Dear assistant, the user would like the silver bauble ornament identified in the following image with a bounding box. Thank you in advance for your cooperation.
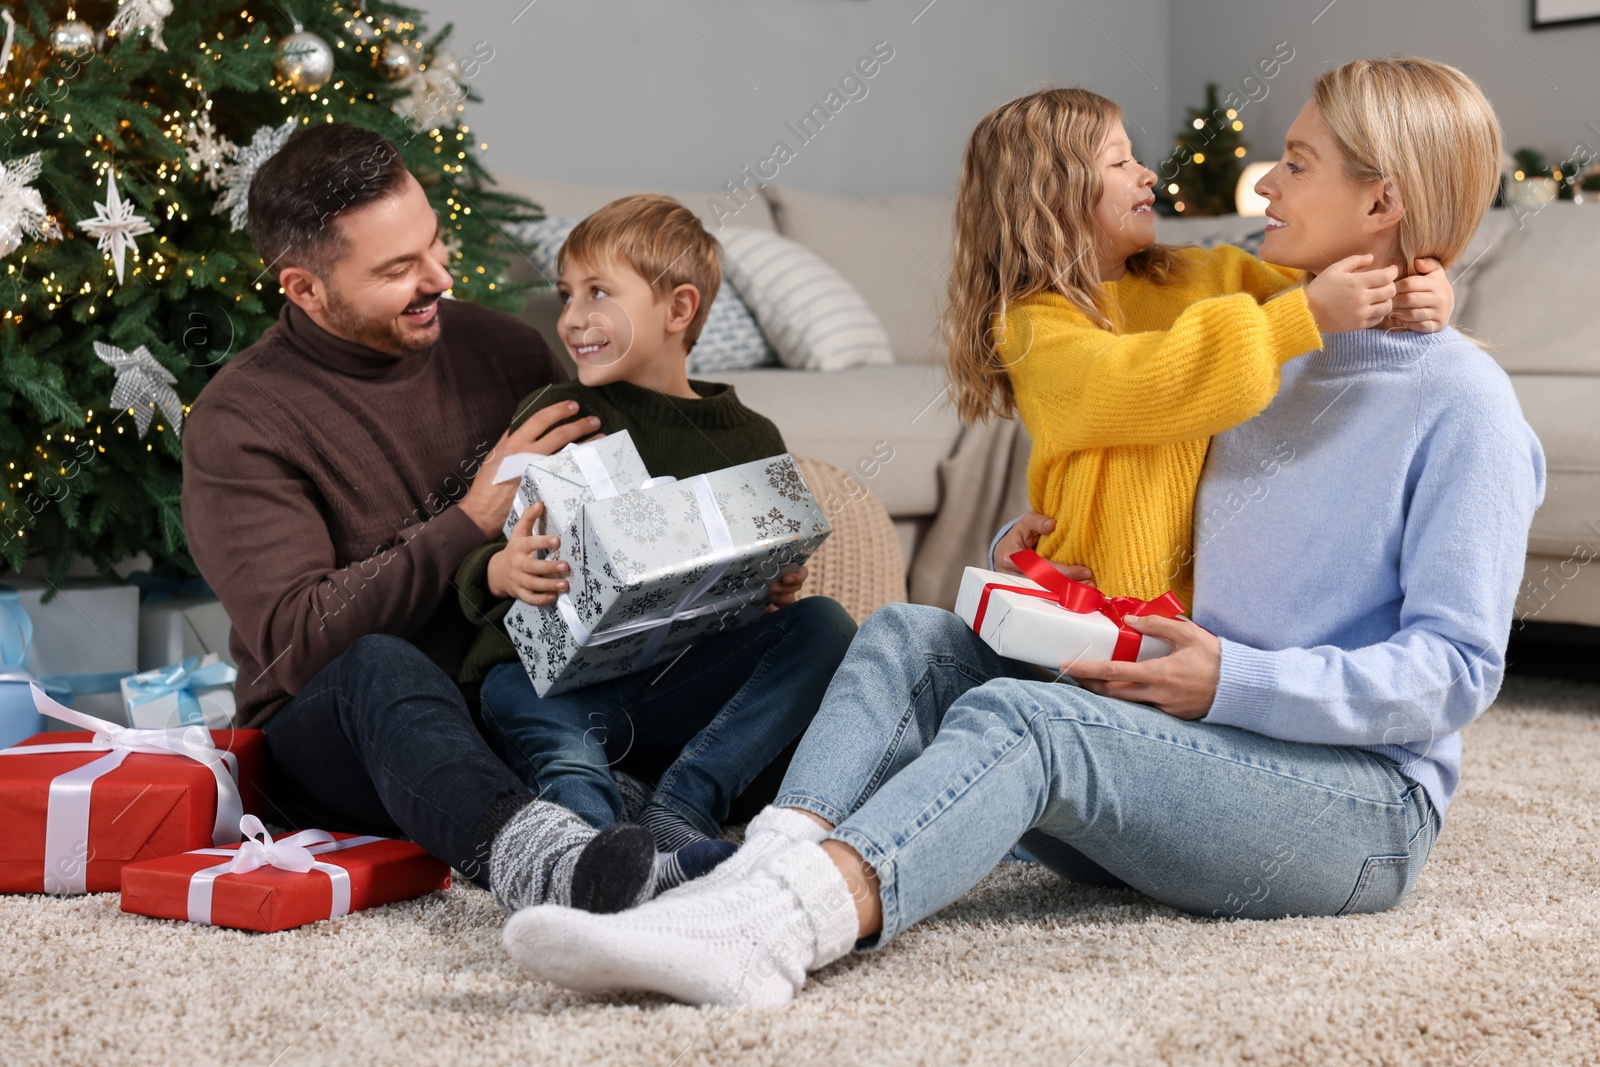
[50,19,97,59]
[275,30,334,93]
[380,39,420,81]
[430,49,462,81]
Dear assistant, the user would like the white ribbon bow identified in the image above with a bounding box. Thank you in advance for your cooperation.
[0,685,243,894]
[183,816,382,925]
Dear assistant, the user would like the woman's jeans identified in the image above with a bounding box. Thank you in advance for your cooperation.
[480,596,857,838]
[776,605,1438,946]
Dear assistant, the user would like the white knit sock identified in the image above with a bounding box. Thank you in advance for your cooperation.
[659,805,829,900]
[503,837,860,1007]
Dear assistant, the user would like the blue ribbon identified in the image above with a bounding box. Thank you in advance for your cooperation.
[1,585,136,747]
[122,654,238,726]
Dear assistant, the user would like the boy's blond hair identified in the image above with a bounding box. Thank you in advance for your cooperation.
[559,194,722,348]
[1312,57,1502,270]
[943,87,1187,425]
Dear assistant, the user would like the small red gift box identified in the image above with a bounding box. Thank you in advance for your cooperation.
[120,817,452,932]
[0,685,264,894]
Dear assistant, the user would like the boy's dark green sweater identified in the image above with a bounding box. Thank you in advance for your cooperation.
[454,377,787,683]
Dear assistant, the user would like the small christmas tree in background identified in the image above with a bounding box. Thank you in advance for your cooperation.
[0,0,541,584]
[1155,82,1248,217]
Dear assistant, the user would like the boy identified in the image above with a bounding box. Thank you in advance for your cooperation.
[455,195,856,892]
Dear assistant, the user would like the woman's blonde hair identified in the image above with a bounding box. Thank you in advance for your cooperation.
[944,87,1185,424]
[1312,57,1501,272]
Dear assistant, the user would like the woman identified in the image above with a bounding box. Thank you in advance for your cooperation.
[500,58,1545,1007]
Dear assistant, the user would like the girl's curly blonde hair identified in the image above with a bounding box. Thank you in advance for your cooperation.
[943,87,1185,424]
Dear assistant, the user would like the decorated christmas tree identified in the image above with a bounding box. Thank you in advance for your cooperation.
[0,0,540,583]
[1155,82,1248,216]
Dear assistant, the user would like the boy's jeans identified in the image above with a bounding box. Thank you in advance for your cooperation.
[480,596,856,838]
[776,604,1438,945]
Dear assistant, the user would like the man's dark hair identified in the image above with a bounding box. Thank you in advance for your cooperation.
[246,122,411,277]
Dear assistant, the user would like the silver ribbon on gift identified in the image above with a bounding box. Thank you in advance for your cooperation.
[554,473,769,671]
[184,814,382,925]
[0,685,244,894]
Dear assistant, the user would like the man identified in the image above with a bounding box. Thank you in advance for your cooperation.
[183,123,661,912]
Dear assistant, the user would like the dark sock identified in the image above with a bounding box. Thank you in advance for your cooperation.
[638,801,712,852]
[655,838,739,893]
[569,823,660,913]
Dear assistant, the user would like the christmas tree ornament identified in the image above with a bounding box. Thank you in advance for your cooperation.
[184,108,236,190]
[77,170,153,283]
[212,119,298,231]
[49,17,97,59]
[107,0,172,52]
[394,49,464,132]
[0,10,18,77]
[275,27,335,93]
[93,341,184,439]
[0,152,63,256]
[380,39,419,81]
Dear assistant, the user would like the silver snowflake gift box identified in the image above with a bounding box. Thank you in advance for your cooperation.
[502,437,831,697]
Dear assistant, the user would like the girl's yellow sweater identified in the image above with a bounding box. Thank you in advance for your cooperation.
[998,244,1320,610]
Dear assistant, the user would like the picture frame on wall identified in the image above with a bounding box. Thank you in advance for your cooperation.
[1531,0,1600,28]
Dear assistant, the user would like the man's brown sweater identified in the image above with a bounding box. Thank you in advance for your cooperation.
[181,299,566,727]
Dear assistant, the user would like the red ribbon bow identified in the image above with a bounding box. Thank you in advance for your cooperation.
[970,550,1188,662]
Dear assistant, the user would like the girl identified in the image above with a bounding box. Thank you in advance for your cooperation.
[949,86,1453,608]
[500,59,1540,1009]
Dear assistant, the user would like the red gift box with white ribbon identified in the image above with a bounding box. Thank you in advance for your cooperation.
[0,684,264,894]
[120,815,452,932]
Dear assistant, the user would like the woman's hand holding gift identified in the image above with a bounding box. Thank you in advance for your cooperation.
[1062,615,1222,720]
[993,513,1095,586]
[487,502,571,606]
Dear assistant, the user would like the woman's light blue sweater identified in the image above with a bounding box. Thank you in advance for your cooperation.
[1195,326,1546,821]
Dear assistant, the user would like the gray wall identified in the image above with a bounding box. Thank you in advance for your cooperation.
[427,0,1171,199]
[1168,0,1600,175]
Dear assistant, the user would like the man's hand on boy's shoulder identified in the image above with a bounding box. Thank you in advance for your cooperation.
[487,502,572,606]
[459,399,603,538]
[765,566,810,612]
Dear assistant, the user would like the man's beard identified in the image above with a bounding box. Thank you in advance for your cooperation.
[323,287,443,356]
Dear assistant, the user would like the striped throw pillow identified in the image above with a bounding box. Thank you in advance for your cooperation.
[718,228,895,372]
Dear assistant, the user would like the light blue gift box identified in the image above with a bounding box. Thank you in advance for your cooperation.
[120,653,238,730]
[0,585,126,748]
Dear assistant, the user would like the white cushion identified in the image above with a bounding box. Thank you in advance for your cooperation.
[509,216,777,374]
[697,364,963,516]
[763,184,952,365]
[1459,203,1600,375]
[718,228,895,372]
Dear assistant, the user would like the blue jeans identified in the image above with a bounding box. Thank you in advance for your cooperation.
[262,634,535,888]
[480,596,857,838]
[776,604,1438,945]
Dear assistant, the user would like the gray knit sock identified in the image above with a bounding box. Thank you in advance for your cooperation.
[489,799,597,911]
[489,800,660,913]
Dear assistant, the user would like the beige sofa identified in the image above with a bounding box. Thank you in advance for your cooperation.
[492,175,1600,628]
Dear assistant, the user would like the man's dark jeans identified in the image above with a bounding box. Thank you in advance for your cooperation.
[260,633,531,886]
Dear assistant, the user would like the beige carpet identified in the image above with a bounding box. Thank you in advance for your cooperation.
[4,674,1597,1066]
